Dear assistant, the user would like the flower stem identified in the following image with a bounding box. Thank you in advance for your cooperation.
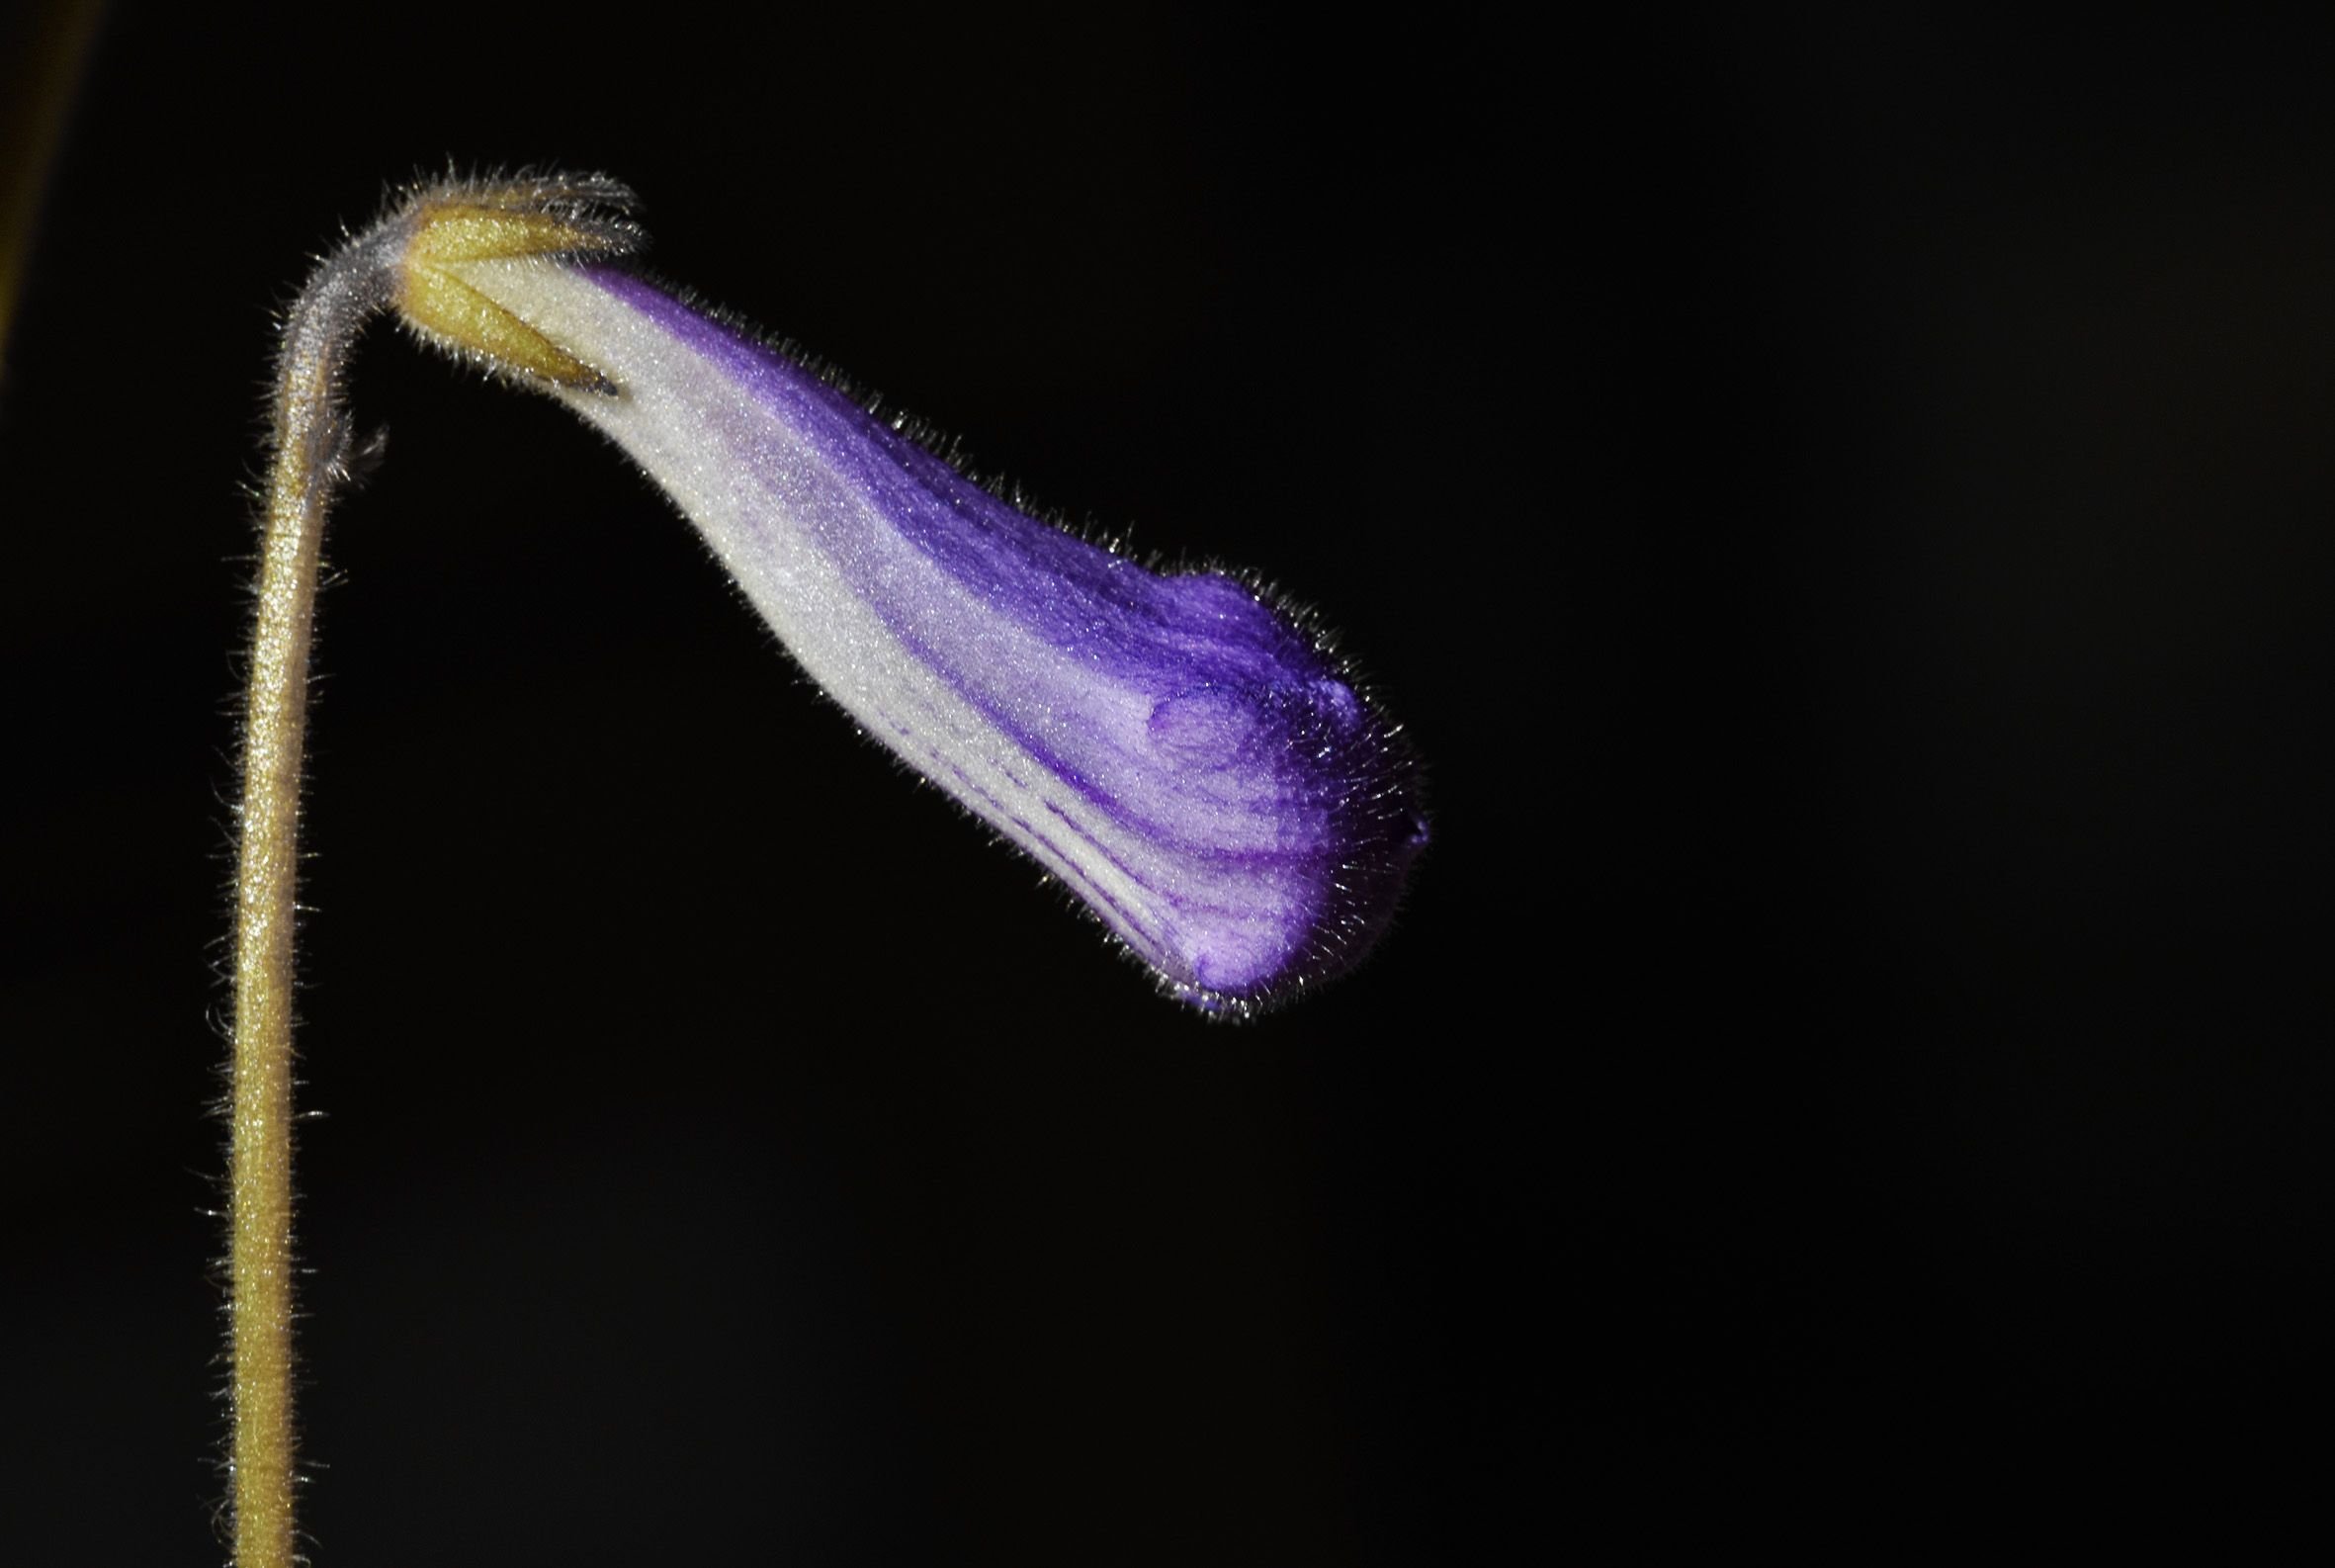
[228,218,399,1568]
[225,174,637,1565]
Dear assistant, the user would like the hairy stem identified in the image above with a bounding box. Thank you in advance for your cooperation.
[225,174,635,1566]
[228,217,401,1568]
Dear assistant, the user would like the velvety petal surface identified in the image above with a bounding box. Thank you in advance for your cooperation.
[447,255,1426,1010]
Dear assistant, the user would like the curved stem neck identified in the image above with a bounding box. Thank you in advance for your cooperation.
[226,219,400,1568]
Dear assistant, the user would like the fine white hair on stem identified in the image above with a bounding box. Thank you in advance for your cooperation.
[223,173,635,1568]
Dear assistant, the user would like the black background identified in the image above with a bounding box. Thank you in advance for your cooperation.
[7,6,2335,1562]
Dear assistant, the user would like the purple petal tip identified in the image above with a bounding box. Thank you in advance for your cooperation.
[453,256,1427,1011]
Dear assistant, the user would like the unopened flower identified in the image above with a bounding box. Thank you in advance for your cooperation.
[397,179,1427,1011]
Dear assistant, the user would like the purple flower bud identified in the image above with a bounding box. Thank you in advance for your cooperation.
[425,242,1427,1011]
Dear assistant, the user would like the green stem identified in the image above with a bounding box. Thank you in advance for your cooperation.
[228,218,401,1568]
[226,176,635,1564]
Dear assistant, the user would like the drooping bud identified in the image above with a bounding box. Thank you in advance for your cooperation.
[399,177,1427,1011]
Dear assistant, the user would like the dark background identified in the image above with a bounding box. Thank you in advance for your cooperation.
[6,5,2334,1561]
